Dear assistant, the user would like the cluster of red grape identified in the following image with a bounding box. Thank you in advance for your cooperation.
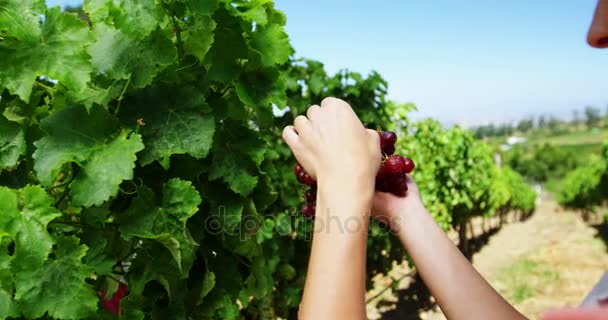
[375,131,415,196]
[294,163,317,218]
[293,130,415,218]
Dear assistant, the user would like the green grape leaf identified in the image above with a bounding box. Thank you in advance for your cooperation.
[0,0,45,41]
[197,272,216,305]
[0,186,61,270]
[0,116,26,170]
[0,6,93,102]
[120,85,215,167]
[183,15,217,61]
[248,24,292,67]
[112,0,164,39]
[141,111,214,167]
[187,0,219,15]
[240,6,267,25]
[15,236,97,319]
[204,8,248,81]
[32,105,144,207]
[69,131,144,207]
[235,68,287,126]
[0,237,17,319]
[88,23,176,88]
[119,179,202,272]
[209,154,258,196]
[208,124,266,196]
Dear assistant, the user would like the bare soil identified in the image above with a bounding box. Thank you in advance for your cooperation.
[367,200,608,320]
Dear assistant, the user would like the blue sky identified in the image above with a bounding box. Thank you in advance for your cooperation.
[48,0,607,125]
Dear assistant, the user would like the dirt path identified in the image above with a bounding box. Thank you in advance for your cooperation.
[367,199,608,320]
[421,199,608,320]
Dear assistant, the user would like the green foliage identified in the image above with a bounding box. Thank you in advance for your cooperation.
[494,167,536,214]
[506,143,580,183]
[0,0,295,318]
[557,142,608,212]
[404,120,500,228]
[0,1,537,318]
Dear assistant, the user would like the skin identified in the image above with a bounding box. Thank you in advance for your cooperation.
[283,97,381,319]
[283,1,608,319]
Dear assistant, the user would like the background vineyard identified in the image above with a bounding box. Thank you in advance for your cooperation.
[0,0,600,319]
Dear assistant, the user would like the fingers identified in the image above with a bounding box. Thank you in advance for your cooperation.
[294,115,312,136]
[282,125,301,153]
[306,105,321,119]
[320,96,347,109]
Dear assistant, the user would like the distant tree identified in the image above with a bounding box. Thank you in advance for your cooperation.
[516,117,534,132]
[584,105,601,127]
[498,123,514,136]
[573,109,580,125]
[547,117,561,131]
[537,115,546,129]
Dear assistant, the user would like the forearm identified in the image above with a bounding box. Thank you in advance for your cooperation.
[395,201,526,320]
[299,175,374,320]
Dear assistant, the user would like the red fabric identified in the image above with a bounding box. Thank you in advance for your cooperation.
[99,283,128,315]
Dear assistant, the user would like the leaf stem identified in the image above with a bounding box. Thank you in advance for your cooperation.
[50,219,83,227]
[54,173,78,206]
[162,4,184,61]
[35,81,55,93]
[115,76,131,115]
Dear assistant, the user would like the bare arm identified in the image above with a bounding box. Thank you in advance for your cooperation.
[373,178,527,320]
[282,97,381,319]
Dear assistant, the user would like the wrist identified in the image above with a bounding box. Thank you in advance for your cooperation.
[317,167,375,196]
[390,198,426,235]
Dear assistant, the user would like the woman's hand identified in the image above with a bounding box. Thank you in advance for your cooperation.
[282,97,381,187]
[283,97,379,320]
[371,175,424,233]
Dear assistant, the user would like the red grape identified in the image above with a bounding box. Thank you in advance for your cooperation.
[375,176,390,192]
[403,157,415,173]
[297,171,315,185]
[384,155,406,174]
[304,189,316,203]
[295,163,316,185]
[381,131,397,147]
[301,203,316,218]
[383,144,395,156]
[388,172,408,196]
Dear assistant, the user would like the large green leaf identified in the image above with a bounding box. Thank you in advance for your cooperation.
[0,237,17,319]
[32,105,144,207]
[0,116,26,170]
[0,186,61,270]
[0,6,93,102]
[119,178,202,272]
[248,24,292,67]
[88,23,176,88]
[208,124,266,196]
[119,85,215,167]
[15,236,98,319]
